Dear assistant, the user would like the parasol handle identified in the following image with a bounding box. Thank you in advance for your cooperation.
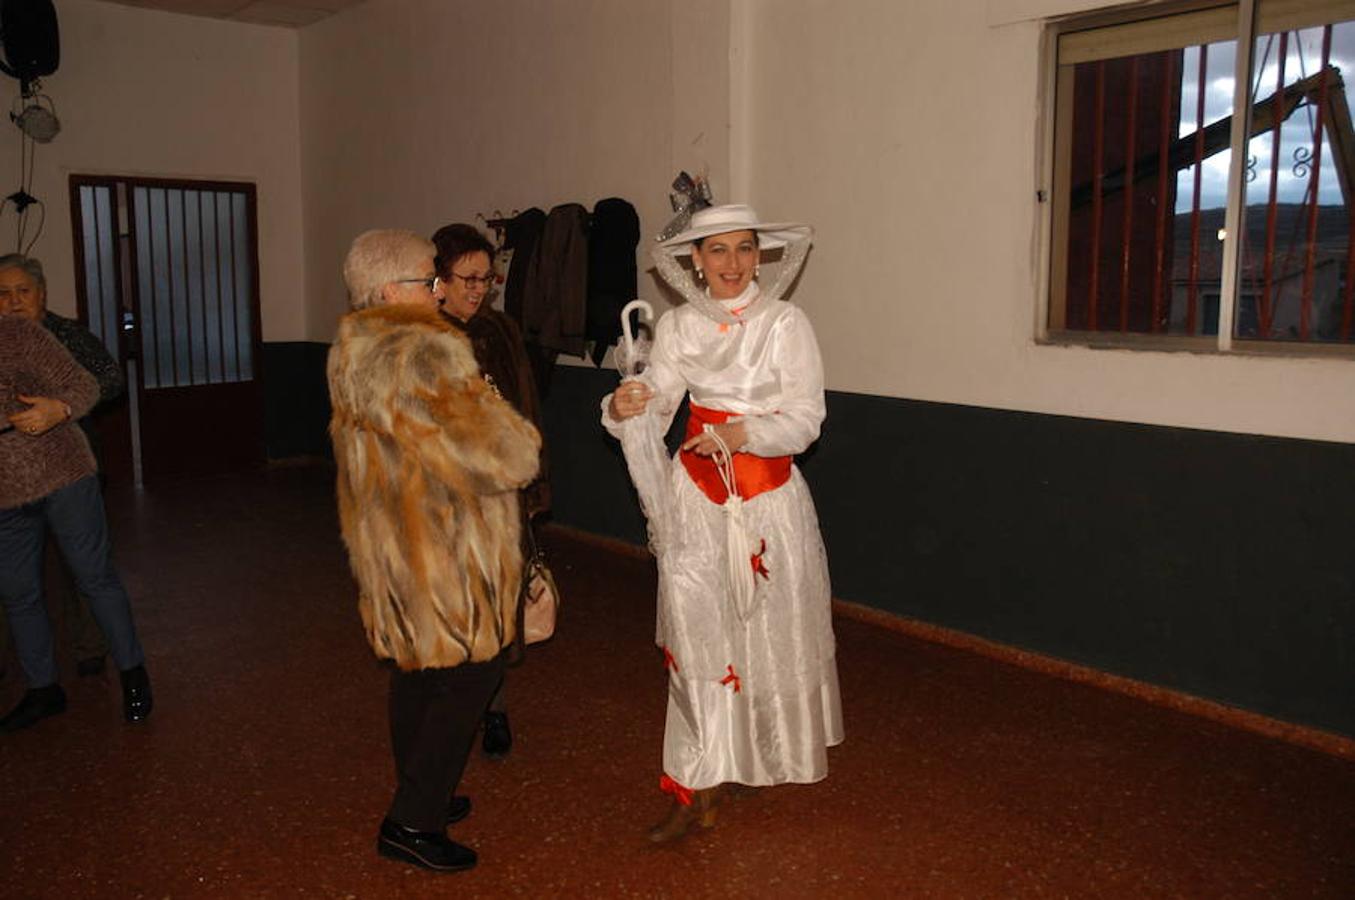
[620,299,654,373]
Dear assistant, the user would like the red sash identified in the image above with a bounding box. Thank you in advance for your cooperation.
[680,404,792,504]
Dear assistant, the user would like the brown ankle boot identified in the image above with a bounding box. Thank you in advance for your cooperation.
[646,787,721,843]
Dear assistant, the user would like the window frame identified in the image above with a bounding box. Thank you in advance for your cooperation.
[1036,0,1355,358]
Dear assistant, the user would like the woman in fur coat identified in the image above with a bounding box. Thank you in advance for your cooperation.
[328,229,541,874]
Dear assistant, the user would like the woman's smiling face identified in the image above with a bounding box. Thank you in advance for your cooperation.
[441,250,493,322]
[691,229,758,300]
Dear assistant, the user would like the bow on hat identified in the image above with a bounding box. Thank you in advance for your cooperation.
[656,171,713,243]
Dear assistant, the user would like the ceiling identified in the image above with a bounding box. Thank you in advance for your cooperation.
[97,0,366,28]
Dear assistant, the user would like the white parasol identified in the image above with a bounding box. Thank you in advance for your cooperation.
[615,300,676,557]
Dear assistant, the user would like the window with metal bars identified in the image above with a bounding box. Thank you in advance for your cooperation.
[73,178,257,388]
[1047,0,1355,349]
[132,184,255,389]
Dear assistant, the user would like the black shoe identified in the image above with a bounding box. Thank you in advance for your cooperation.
[0,685,67,732]
[76,656,106,677]
[447,795,471,825]
[120,665,153,723]
[482,711,512,759]
[377,818,477,872]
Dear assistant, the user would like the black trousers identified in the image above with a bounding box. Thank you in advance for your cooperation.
[387,654,505,832]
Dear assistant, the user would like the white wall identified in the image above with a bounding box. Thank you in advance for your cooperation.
[0,0,305,340]
[51,0,1342,444]
[744,0,1355,445]
[299,0,732,341]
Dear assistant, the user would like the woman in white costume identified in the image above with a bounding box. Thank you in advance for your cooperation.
[603,204,843,842]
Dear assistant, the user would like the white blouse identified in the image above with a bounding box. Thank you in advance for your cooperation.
[637,283,826,459]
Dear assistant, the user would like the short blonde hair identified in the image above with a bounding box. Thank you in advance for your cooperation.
[343,229,435,311]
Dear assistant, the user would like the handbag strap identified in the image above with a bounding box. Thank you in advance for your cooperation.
[525,520,543,563]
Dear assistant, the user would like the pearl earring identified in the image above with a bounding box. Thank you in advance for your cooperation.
[754,265,761,278]
[695,267,705,281]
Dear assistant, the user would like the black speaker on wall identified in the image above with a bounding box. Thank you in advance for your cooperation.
[0,0,59,93]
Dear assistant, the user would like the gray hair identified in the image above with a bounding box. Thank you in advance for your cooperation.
[0,253,46,289]
[342,229,434,311]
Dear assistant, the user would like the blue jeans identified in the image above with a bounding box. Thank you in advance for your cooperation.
[0,476,145,687]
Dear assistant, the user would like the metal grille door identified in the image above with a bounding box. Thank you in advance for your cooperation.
[71,175,264,485]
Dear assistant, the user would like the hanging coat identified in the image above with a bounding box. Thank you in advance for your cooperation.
[522,202,589,357]
[585,197,640,366]
[502,207,546,328]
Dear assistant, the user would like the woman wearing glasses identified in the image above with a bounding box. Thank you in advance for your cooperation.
[603,204,842,842]
[328,229,541,873]
[432,222,551,761]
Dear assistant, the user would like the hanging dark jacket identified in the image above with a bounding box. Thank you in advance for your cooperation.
[522,203,589,357]
[585,197,640,366]
[503,207,546,328]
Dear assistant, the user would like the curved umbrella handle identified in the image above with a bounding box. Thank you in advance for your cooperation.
[620,299,654,369]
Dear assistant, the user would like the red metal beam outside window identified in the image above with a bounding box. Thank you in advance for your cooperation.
[1152,53,1175,334]
[1300,25,1335,341]
[1089,60,1106,331]
[1188,46,1208,336]
[1261,32,1289,338]
[1120,57,1140,333]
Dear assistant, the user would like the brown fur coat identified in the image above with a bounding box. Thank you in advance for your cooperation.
[327,304,541,670]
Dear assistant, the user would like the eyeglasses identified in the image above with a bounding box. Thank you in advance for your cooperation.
[395,276,441,293]
[447,272,495,289]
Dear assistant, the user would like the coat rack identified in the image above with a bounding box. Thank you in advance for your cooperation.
[476,209,519,246]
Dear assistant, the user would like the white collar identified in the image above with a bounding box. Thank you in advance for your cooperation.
[713,281,760,313]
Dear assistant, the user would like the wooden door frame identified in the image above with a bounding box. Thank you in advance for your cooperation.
[68,174,266,485]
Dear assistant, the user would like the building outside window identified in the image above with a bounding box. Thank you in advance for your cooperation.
[1046,0,1355,351]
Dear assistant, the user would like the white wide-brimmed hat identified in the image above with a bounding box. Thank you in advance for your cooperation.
[657,203,811,253]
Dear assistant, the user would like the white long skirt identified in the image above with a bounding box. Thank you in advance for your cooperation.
[656,462,843,790]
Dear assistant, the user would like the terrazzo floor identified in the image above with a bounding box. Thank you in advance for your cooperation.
[1,466,1352,898]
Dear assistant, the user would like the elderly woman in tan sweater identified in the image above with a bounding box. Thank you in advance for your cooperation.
[328,229,540,874]
[0,315,151,731]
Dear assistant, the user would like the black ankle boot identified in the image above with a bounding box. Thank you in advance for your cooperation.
[447,795,471,825]
[482,711,511,759]
[120,665,153,723]
[0,684,67,732]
